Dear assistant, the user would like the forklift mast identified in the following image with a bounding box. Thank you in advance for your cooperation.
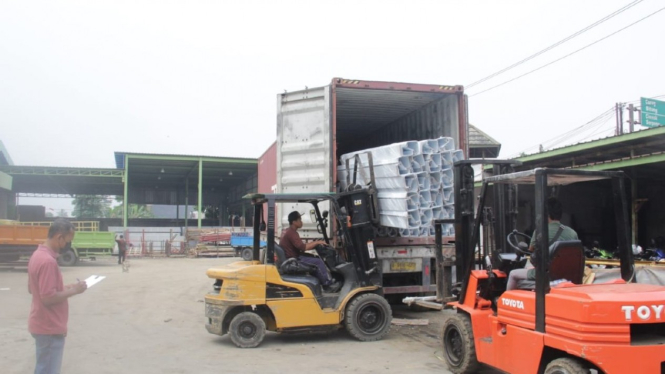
[452,160,522,285]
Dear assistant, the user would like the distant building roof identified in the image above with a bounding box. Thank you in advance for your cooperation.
[514,125,665,177]
[0,140,14,166]
[469,124,501,158]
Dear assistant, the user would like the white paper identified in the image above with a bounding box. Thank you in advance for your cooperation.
[366,241,376,259]
[84,275,106,288]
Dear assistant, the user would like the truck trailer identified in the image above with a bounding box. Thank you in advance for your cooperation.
[0,221,116,266]
[263,78,468,297]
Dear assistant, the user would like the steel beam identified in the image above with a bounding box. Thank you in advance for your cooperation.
[534,170,548,333]
[0,166,123,177]
[118,153,257,165]
[123,156,129,228]
[198,158,202,229]
[580,152,665,171]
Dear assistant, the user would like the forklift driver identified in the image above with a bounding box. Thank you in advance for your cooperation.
[281,211,342,292]
[506,197,578,290]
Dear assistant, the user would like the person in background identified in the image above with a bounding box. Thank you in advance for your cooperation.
[28,218,87,374]
[116,234,127,265]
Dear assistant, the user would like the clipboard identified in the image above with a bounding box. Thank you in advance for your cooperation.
[84,275,106,288]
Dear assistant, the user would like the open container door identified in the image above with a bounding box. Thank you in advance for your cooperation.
[276,86,332,239]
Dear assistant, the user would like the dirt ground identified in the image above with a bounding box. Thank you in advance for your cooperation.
[0,257,489,374]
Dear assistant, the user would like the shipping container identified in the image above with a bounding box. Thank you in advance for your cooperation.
[257,142,277,225]
[276,78,466,233]
[273,78,464,296]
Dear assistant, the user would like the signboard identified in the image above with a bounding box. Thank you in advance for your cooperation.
[641,97,665,128]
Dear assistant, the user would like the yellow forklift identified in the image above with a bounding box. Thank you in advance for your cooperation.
[204,189,392,348]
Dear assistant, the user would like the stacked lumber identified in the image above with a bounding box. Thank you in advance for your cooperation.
[195,244,237,257]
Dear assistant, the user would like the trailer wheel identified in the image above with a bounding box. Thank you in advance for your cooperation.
[58,249,78,266]
[228,312,266,348]
[544,358,589,374]
[442,313,480,374]
[345,293,392,341]
[241,247,253,261]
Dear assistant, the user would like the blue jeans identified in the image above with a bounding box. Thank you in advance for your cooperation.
[298,256,333,285]
[32,334,66,374]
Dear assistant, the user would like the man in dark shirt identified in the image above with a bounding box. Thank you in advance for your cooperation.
[506,197,578,290]
[116,235,127,265]
[280,211,340,291]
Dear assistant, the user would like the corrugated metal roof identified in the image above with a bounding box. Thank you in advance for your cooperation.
[469,124,501,147]
[518,125,665,160]
[513,125,665,177]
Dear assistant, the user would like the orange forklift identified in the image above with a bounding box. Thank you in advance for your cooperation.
[440,161,665,374]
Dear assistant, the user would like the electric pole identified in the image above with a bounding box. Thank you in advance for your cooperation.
[615,103,625,135]
[626,104,641,132]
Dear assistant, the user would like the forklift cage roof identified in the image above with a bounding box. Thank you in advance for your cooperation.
[244,193,335,205]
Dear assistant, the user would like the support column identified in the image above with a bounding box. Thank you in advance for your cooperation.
[123,156,129,228]
[631,176,638,246]
[198,158,203,228]
[185,179,189,232]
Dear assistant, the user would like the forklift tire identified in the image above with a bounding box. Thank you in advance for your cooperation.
[442,313,480,374]
[241,248,253,261]
[345,293,392,342]
[228,312,266,348]
[544,358,589,374]
[58,249,78,267]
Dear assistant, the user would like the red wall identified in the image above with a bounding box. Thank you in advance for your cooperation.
[257,142,277,225]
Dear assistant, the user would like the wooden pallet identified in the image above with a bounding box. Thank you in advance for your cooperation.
[195,244,237,258]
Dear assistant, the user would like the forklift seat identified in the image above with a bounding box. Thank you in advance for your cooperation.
[517,240,585,289]
[273,244,322,297]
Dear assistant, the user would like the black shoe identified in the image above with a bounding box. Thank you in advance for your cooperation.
[325,281,342,293]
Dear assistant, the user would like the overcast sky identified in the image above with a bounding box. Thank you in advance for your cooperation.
[2,0,664,212]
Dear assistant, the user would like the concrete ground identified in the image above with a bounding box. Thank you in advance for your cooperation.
[0,257,484,374]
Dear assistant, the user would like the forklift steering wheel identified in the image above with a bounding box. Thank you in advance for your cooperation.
[507,230,532,256]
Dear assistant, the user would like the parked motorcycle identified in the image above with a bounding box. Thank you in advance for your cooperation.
[636,237,665,262]
[584,241,618,269]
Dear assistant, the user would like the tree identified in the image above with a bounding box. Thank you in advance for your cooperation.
[203,205,220,220]
[72,195,109,218]
[107,204,154,219]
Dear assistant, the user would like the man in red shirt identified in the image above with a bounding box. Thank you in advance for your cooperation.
[115,234,127,264]
[28,218,87,374]
[280,211,340,292]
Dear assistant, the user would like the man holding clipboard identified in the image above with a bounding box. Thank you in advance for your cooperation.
[27,219,87,374]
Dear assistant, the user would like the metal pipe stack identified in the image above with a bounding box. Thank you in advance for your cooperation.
[337,137,464,237]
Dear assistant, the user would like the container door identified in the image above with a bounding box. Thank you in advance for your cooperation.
[276,86,332,239]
